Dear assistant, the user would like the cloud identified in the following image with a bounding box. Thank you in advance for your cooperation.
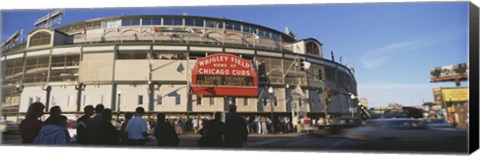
[360,41,414,69]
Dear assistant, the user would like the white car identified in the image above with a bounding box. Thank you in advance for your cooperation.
[0,121,19,134]
[0,121,6,133]
[344,118,466,143]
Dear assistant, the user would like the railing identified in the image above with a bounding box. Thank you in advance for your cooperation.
[72,34,291,52]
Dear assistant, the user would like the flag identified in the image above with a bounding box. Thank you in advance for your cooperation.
[154,26,162,33]
[331,50,335,62]
[253,33,260,40]
[223,30,228,36]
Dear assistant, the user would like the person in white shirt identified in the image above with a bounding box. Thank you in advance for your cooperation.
[125,107,148,145]
[192,117,199,134]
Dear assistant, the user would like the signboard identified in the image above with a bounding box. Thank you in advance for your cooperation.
[191,53,258,96]
[430,63,468,82]
[442,87,468,102]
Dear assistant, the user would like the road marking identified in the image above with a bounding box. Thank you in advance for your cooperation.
[246,138,290,146]
[324,139,346,150]
[286,138,316,147]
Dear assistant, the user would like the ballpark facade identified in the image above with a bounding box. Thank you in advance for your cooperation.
[1,15,357,120]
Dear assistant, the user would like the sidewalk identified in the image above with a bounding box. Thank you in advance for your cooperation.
[176,132,303,138]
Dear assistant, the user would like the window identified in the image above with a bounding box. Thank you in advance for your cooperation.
[67,95,74,107]
[298,99,302,107]
[138,95,143,105]
[233,24,241,31]
[121,18,141,26]
[225,23,233,30]
[209,97,214,106]
[165,18,183,26]
[29,32,51,47]
[117,51,148,59]
[243,97,248,106]
[157,95,163,105]
[142,18,161,25]
[102,20,121,28]
[206,20,223,29]
[274,97,278,106]
[242,26,251,33]
[185,19,204,27]
[173,18,183,25]
[196,95,202,105]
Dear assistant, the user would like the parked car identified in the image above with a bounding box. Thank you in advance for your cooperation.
[424,119,454,129]
[315,118,362,135]
[0,121,6,133]
[1,121,19,134]
[344,118,466,144]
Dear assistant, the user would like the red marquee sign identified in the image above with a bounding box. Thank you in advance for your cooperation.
[191,53,258,96]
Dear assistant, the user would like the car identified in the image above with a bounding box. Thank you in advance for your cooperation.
[343,118,466,144]
[1,121,19,134]
[424,119,455,129]
[0,121,6,133]
[315,118,362,136]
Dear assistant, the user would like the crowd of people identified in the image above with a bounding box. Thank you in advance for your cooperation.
[18,102,249,148]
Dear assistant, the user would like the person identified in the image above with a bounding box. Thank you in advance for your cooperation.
[192,117,199,134]
[200,112,225,147]
[96,109,119,145]
[296,121,302,133]
[154,113,179,146]
[261,116,267,135]
[76,105,94,144]
[86,104,105,144]
[33,115,70,145]
[125,107,148,145]
[120,112,133,145]
[19,102,46,144]
[255,116,261,134]
[44,106,62,124]
[224,104,248,147]
[317,117,325,126]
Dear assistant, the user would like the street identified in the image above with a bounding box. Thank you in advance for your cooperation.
[1,132,467,154]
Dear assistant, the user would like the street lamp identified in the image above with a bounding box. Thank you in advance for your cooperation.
[75,82,86,112]
[42,85,52,112]
[16,84,24,93]
[349,93,357,118]
[117,90,122,113]
[268,86,274,134]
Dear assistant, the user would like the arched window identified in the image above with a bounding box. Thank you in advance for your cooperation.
[29,32,51,47]
[306,42,319,55]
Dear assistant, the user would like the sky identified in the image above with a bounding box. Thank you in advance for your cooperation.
[0,2,470,107]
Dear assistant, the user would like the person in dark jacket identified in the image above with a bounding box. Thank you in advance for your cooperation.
[154,113,179,146]
[33,115,70,145]
[96,109,119,145]
[120,112,133,145]
[76,105,94,144]
[86,104,105,144]
[44,106,62,125]
[200,112,225,147]
[19,102,45,144]
[224,104,248,147]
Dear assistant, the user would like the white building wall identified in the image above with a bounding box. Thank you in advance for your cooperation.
[82,85,113,109]
[115,60,150,81]
[19,86,46,113]
[116,85,149,112]
[151,60,188,81]
[153,84,188,112]
[49,86,80,112]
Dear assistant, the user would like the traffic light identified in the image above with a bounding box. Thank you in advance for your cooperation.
[326,94,332,105]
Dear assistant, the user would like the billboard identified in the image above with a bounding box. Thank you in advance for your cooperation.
[191,53,258,96]
[442,87,469,102]
[430,63,468,82]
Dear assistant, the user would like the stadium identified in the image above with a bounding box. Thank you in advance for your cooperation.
[1,14,358,121]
